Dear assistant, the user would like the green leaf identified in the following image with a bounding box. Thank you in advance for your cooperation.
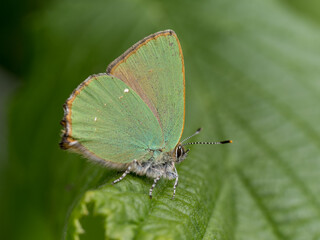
[2,0,320,239]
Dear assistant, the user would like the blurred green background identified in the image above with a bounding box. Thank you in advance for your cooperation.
[1,0,320,239]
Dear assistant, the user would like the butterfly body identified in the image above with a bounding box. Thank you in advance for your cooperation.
[60,30,230,199]
[109,144,188,198]
[60,30,185,198]
[128,145,188,180]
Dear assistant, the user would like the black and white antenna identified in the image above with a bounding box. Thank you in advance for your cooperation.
[181,128,232,146]
[182,140,232,146]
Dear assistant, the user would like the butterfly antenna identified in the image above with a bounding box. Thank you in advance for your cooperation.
[183,140,232,146]
[180,128,202,144]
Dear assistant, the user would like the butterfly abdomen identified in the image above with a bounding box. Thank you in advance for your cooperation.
[130,151,177,180]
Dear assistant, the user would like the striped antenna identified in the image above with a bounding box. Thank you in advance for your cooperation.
[180,128,202,144]
[182,140,232,146]
[181,128,232,146]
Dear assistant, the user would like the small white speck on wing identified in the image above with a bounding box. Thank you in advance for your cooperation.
[94,117,97,121]
[124,88,129,93]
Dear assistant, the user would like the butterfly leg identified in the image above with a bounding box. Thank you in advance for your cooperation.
[112,166,131,184]
[172,167,179,200]
[149,176,161,199]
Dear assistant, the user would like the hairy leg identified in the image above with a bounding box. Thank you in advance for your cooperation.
[112,166,131,184]
[172,167,179,199]
[149,176,161,199]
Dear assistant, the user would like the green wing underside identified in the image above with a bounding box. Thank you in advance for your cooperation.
[109,32,184,151]
[71,75,164,163]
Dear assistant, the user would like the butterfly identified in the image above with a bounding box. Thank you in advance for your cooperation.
[60,29,231,199]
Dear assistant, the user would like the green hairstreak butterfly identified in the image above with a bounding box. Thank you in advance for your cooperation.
[60,30,231,199]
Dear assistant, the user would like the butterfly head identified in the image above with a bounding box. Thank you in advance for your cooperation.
[174,144,189,163]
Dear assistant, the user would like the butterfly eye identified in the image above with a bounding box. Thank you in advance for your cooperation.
[176,146,184,158]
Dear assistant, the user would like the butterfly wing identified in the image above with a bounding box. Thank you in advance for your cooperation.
[107,30,185,152]
[61,74,164,168]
